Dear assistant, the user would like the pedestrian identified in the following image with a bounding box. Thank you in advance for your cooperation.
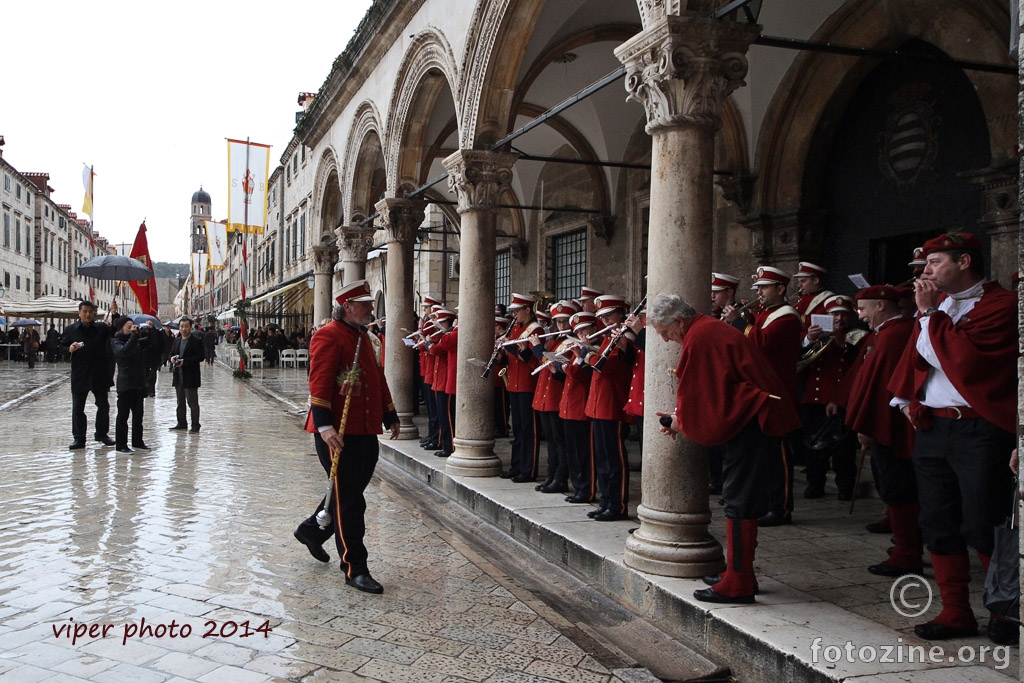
[44,323,61,363]
[21,324,40,369]
[292,279,400,594]
[888,231,1018,645]
[202,324,218,365]
[652,293,800,604]
[63,300,117,450]
[168,317,204,433]
[144,324,166,397]
[111,317,152,453]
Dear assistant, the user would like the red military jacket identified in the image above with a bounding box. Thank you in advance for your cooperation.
[560,356,592,421]
[532,337,570,412]
[749,304,802,408]
[305,319,397,435]
[837,316,914,457]
[795,290,834,333]
[799,331,862,406]
[675,314,801,445]
[428,329,451,392]
[585,334,633,422]
[504,319,543,393]
[436,326,459,395]
[888,282,1017,434]
[624,347,644,417]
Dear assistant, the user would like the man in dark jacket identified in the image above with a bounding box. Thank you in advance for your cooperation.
[169,317,205,432]
[111,317,152,453]
[64,301,117,449]
[144,326,166,397]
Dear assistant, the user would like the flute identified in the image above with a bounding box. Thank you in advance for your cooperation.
[586,323,618,340]
[497,329,563,348]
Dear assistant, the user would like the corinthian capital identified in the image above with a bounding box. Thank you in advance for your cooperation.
[312,244,339,275]
[615,15,759,133]
[442,150,518,214]
[335,224,376,260]
[375,198,425,243]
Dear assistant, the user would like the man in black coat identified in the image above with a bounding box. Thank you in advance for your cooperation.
[63,300,117,449]
[168,317,205,432]
[144,326,166,397]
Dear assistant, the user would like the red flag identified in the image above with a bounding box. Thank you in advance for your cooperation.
[128,222,159,315]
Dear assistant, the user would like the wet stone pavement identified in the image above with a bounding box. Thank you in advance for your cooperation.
[0,362,654,683]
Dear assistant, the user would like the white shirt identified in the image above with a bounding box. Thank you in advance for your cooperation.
[890,280,985,410]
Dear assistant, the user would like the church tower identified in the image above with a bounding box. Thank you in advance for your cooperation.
[191,186,211,254]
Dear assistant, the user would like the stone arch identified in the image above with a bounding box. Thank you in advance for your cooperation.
[312,147,344,242]
[458,0,547,148]
[754,0,1013,217]
[385,27,460,196]
[343,101,387,223]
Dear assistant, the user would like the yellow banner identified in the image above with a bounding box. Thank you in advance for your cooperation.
[226,139,270,234]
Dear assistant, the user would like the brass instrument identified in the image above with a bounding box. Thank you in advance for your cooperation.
[797,333,832,372]
[721,297,760,320]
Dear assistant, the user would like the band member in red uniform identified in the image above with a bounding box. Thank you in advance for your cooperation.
[584,294,635,521]
[530,301,578,493]
[889,232,1018,645]
[427,309,457,457]
[579,286,604,314]
[653,293,800,604]
[734,266,802,526]
[710,272,744,493]
[493,315,512,437]
[800,295,862,500]
[501,293,543,482]
[562,312,597,504]
[418,296,444,450]
[793,262,834,333]
[293,280,400,594]
[831,285,919,576]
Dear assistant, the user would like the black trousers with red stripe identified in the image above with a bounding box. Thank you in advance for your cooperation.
[298,432,379,579]
[564,418,594,500]
[508,391,538,478]
[592,419,629,515]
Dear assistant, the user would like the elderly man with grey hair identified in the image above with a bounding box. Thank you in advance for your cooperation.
[650,293,800,604]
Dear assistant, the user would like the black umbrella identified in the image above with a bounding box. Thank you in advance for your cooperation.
[77,254,154,281]
[11,318,42,327]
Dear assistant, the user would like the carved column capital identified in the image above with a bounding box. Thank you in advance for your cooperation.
[375,198,425,243]
[615,15,759,134]
[334,224,376,260]
[311,244,339,275]
[588,215,616,246]
[442,150,518,214]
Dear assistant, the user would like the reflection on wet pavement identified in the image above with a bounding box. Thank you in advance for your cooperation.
[0,363,639,682]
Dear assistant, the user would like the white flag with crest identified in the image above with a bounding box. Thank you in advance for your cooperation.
[206,220,229,270]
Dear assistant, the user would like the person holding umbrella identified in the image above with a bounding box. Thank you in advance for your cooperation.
[18,321,41,368]
[63,300,117,450]
[111,316,152,453]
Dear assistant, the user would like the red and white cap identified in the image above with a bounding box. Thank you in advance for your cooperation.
[711,272,740,291]
[550,300,580,319]
[570,311,596,331]
[423,295,444,307]
[794,262,827,279]
[752,266,791,288]
[908,247,926,268]
[433,308,456,321]
[594,294,627,318]
[495,316,512,326]
[823,295,853,314]
[335,280,375,306]
[580,286,604,300]
[508,292,537,310]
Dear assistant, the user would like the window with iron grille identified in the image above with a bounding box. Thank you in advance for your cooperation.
[549,228,587,302]
[495,249,510,309]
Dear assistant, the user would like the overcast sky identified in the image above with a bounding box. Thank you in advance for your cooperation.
[1,0,373,266]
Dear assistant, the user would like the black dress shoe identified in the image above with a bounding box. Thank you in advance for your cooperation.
[539,483,568,494]
[421,441,439,450]
[803,486,825,499]
[565,495,592,504]
[587,507,608,519]
[96,436,116,446]
[758,511,792,527]
[293,529,330,563]
[702,575,761,593]
[865,519,892,534]
[593,509,628,522]
[500,470,519,479]
[345,573,384,594]
[189,426,201,433]
[914,621,978,640]
[693,587,755,604]
[69,440,86,450]
[115,446,133,454]
[434,451,451,458]
[534,480,554,492]
[169,424,188,431]
[867,563,921,577]
[987,618,1019,645]
[707,483,723,495]
[511,474,536,484]
[132,443,151,450]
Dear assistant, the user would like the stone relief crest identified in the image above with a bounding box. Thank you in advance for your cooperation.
[877,81,939,192]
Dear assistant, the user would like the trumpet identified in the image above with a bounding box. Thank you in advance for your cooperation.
[721,298,760,320]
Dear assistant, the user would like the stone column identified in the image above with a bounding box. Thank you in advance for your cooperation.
[615,13,759,577]
[375,197,423,440]
[335,225,376,285]
[311,244,338,327]
[441,150,517,477]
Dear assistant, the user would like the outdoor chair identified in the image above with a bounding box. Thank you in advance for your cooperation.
[295,349,309,367]
[249,349,264,368]
[280,349,297,368]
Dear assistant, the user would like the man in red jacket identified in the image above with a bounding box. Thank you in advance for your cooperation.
[888,232,1018,645]
[653,293,800,604]
[293,280,400,594]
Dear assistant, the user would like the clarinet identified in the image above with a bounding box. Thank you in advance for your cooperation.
[593,295,647,372]
[480,328,511,379]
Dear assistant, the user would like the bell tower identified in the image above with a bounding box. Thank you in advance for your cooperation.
[191,186,212,253]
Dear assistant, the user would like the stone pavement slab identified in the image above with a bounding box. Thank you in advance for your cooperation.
[0,363,648,683]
